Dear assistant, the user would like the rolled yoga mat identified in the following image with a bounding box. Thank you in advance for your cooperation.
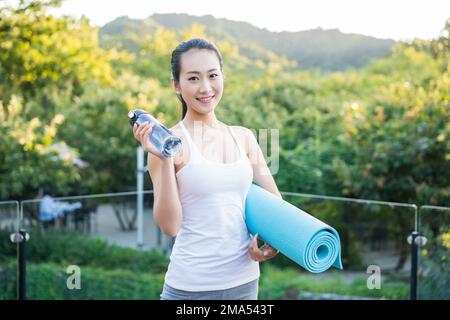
[245,184,343,273]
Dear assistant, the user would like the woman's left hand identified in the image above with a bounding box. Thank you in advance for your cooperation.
[248,234,279,262]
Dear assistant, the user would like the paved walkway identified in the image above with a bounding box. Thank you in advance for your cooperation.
[88,204,173,252]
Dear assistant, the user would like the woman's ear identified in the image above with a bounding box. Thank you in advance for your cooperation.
[171,79,181,95]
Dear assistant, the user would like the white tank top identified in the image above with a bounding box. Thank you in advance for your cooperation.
[164,121,260,291]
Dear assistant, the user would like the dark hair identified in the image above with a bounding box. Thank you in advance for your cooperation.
[171,38,223,119]
[42,187,50,196]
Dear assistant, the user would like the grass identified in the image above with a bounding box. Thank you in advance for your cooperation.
[0,227,410,300]
[0,259,165,300]
[259,265,409,300]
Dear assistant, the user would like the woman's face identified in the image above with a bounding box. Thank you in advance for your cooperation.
[174,48,224,115]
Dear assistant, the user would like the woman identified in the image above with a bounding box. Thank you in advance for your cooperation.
[133,38,281,300]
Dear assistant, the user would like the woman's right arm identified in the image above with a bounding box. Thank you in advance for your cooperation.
[133,123,182,237]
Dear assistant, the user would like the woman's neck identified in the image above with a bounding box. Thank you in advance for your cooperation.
[183,111,221,129]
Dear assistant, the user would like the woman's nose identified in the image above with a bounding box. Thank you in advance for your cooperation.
[199,79,213,93]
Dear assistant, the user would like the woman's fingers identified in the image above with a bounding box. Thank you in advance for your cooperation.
[143,123,154,141]
[133,123,145,139]
[248,234,267,261]
[248,234,279,262]
[261,244,279,258]
[132,124,138,138]
[132,122,169,160]
[133,122,153,145]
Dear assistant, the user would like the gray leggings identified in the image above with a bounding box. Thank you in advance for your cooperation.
[160,279,259,300]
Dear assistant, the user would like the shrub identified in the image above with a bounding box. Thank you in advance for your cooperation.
[0,259,164,300]
[258,264,409,299]
[0,227,168,274]
[418,228,450,299]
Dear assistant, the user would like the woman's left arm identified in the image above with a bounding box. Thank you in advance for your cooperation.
[244,127,282,199]
[242,127,281,262]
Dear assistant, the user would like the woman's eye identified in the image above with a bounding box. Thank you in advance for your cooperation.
[188,77,199,81]
[210,74,219,79]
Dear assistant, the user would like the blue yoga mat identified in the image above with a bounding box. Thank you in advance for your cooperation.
[245,184,343,273]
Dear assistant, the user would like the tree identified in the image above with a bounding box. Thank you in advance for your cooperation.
[0,95,81,199]
[0,0,113,117]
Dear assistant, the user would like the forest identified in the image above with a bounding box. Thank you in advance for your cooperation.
[1,0,448,207]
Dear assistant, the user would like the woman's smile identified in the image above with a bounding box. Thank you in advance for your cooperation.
[196,95,215,105]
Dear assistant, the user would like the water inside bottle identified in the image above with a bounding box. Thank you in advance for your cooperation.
[129,109,182,158]
[149,123,182,157]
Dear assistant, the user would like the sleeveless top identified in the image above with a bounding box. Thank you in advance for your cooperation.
[164,121,260,291]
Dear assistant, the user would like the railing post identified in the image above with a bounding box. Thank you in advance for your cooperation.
[136,146,144,249]
[410,231,418,300]
[10,228,29,300]
[18,229,28,300]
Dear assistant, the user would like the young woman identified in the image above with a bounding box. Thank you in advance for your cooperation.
[133,38,282,300]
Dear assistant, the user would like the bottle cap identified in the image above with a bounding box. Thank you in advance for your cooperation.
[128,109,147,127]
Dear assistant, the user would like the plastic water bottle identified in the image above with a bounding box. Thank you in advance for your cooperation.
[128,109,182,158]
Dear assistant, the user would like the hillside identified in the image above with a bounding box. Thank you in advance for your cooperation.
[100,13,396,71]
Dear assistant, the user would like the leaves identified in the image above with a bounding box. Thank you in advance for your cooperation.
[0,1,448,208]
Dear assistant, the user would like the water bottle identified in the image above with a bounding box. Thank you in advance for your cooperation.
[128,109,182,158]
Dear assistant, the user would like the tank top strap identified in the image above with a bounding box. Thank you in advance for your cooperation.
[227,126,246,160]
[179,121,245,162]
[178,121,201,162]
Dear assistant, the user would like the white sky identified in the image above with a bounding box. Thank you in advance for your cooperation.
[14,0,450,40]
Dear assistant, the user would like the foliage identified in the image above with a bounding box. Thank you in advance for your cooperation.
[55,73,180,193]
[418,225,450,299]
[0,227,169,273]
[0,0,121,198]
[0,0,114,108]
[0,2,448,298]
[258,265,409,300]
[101,13,396,71]
[0,250,409,300]
[0,95,81,199]
[0,259,164,300]
[2,0,447,205]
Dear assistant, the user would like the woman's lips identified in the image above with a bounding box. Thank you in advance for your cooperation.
[196,96,215,104]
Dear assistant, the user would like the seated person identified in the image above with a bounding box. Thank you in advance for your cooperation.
[39,188,81,228]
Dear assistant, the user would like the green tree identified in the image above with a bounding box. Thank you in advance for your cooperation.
[0,95,81,199]
[0,0,114,118]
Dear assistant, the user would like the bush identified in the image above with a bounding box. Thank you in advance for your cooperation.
[0,227,169,274]
[0,258,164,299]
[0,260,17,300]
[418,228,450,299]
[258,265,409,299]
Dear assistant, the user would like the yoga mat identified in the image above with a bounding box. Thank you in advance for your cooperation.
[245,184,343,273]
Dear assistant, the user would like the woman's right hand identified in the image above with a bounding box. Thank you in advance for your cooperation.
[132,122,164,159]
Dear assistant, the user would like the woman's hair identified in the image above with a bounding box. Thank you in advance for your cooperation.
[171,38,223,119]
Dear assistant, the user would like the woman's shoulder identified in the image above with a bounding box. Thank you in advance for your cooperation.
[228,125,257,156]
[229,125,255,139]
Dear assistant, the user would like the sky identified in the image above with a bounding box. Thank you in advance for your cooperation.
[16,0,450,40]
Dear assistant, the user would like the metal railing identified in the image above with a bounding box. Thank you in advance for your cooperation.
[0,201,21,299]
[0,200,20,231]
[281,191,419,299]
[1,193,448,300]
[416,205,450,300]
[19,190,163,248]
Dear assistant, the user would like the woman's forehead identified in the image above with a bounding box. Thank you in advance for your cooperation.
[180,49,221,73]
